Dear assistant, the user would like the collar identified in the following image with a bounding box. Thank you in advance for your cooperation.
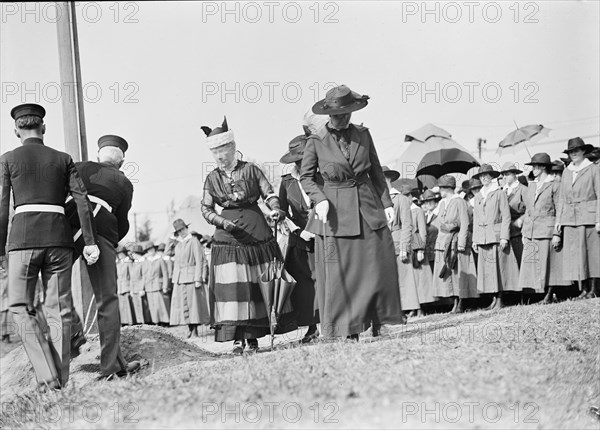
[218,159,242,174]
[505,181,519,193]
[291,166,301,181]
[481,182,500,200]
[535,175,554,185]
[411,202,419,210]
[178,233,193,243]
[448,193,461,201]
[23,137,44,145]
[567,158,592,173]
[326,122,351,132]
[389,187,400,196]
[146,254,161,262]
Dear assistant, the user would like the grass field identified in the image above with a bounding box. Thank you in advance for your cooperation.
[1,299,599,429]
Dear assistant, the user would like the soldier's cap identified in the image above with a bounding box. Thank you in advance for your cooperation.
[11,103,46,120]
[98,135,128,154]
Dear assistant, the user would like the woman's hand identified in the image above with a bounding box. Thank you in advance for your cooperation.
[222,219,238,232]
[400,251,409,263]
[299,230,315,241]
[195,281,202,289]
[417,250,425,262]
[315,200,329,223]
[269,210,281,224]
[385,207,394,224]
[551,235,562,249]
[596,222,600,234]
[499,239,509,251]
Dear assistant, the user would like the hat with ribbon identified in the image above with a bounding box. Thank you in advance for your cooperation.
[312,85,369,115]
[419,189,440,203]
[98,135,128,154]
[11,103,46,120]
[469,177,483,191]
[280,134,308,164]
[438,175,456,189]
[381,166,400,182]
[202,116,235,149]
[500,162,523,175]
[563,137,594,154]
[472,164,501,180]
[524,153,552,166]
[173,218,190,233]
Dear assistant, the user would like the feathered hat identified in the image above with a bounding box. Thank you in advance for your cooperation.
[201,116,235,149]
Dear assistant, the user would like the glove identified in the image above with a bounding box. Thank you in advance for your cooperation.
[499,239,509,251]
[385,207,394,224]
[222,219,238,232]
[315,200,329,223]
[139,290,146,297]
[195,281,202,289]
[269,210,281,224]
[299,230,315,241]
[417,250,425,262]
[551,235,562,250]
[596,222,600,234]
[83,245,100,265]
[400,251,409,263]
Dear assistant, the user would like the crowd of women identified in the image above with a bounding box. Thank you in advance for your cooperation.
[112,84,599,355]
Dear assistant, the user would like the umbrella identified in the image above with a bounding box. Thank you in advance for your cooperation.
[258,227,296,349]
[405,123,452,142]
[498,124,551,157]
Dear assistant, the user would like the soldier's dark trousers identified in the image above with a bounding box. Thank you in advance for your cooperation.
[73,235,126,376]
[8,247,74,386]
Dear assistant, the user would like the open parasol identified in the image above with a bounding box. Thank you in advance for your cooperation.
[497,123,551,158]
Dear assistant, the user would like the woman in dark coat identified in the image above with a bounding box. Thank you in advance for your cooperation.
[556,137,600,298]
[279,133,319,342]
[300,85,404,340]
[201,118,296,354]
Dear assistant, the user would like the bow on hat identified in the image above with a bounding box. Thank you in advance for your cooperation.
[202,116,235,149]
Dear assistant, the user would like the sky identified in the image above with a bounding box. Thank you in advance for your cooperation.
[1,1,599,242]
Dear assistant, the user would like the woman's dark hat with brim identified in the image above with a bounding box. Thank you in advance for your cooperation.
[381,166,400,182]
[586,147,600,162]
[499,162,523,175]
[173,218,189,233]
[563,137,594,154]
[437,175,456,189]
[459,179,471,194]
[524,152,552,166]
[280,134,308,164]
[312,85,369,115]
[469,177,483,191]
[420,189,441,203]
[551,160,565,172]
[472,164,501,180]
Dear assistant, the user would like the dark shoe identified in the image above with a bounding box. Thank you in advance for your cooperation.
[372,325,380,338]
[246,339,259,353]
[102,361,141,381]
[484,297,497,310]
[70,331,87,359]
[492,297,504,310]
[232,340,245,355]
[301,326,319,343]
[346,334,359,342]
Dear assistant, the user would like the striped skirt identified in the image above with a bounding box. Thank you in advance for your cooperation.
[210,204,297,342]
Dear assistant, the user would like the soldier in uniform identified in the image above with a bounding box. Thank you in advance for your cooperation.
[0,103,99,389]
[67,135,140,379]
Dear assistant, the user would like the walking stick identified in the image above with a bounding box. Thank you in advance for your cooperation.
[271,219,278,350]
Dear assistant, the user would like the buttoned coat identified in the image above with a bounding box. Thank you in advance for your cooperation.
[506,183,526,238]
[557,163,600,226]
[435,196,470,251]
[172,235,208,285]
[521,179,561,239]
[473,188,511,245]
[300,124,392,237]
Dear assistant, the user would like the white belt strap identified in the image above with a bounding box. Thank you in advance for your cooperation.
[15,204,65,215]
[68,194,113,242]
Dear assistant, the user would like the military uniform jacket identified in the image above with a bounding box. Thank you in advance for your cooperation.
[142,255,169,292]
[279,173,315,252]
[435,195,470,251]
[557,161,600,226]
[300,124,393,237]
[66,161,133,246]
[473,187,511,245]
[0,138,96,255]
[521,178,561,239]
[506,182,526,238]
[172,235,208,285]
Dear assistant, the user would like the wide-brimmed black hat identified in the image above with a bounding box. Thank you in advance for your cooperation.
[472,164,501,180]
[499,162,523,175]
[459,179,471,193]
[312,85,369,115]
[173,218,189,233]
[280,134,308,164]
[586,147,600,162]
[381,166,400,182]
[563,137,594,154]
[551,160,565,172]
[525,153,552,166]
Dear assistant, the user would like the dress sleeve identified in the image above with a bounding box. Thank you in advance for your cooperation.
[0,157,11,256]
[300,137,327,205]
[366,130,393,209]
[201,174,228,228]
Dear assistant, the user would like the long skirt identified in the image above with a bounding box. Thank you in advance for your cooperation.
[131,293,151,324]
[519,238,571,293]
[146,290,170,324]
[314,216,404,338]
[563,225,600,283]
[511,235,524,269]
[432,249,479,299]
[476,243,521,294]
[118,293,135,325]
[170,283,210,326]
[210,204,297,342]
[286,245,319,326]
[398,253,435,310]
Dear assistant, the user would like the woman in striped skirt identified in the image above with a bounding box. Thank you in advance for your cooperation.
[201,118,296,354]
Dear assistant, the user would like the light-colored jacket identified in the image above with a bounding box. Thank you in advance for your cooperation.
[557,161,600,226]
[521,178,560,239]
[435,195,470,250]
[473,188,511,245]
[389,191,412,255]
[172,235,208,285]
[116,259,131,294]
[142,256,169,292]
